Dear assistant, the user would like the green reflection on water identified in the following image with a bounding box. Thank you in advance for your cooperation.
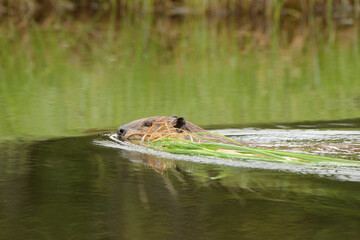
[1,18,360,140]
[0,135,360,239]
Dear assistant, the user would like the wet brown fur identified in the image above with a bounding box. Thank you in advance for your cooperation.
[117,116,240,145]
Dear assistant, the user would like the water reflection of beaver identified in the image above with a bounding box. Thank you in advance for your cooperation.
[116,115,243,145]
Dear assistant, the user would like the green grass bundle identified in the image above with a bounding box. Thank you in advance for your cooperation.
[145,134,360,167]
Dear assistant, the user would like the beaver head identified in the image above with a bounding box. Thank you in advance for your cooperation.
[116,116,206,141]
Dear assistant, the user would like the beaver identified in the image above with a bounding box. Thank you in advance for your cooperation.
[116,115,240,145]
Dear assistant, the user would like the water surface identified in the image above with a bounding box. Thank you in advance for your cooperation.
[1,14,360,240]
[1,124,360,239]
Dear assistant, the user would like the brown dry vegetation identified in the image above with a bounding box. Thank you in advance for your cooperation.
[2,0,359,51]
[1,0,359,26]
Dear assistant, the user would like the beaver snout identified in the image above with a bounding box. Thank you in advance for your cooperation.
[117,126,127,140]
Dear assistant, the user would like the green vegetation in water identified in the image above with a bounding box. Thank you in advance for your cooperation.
[145,133,360,166]
[1,17,360,140]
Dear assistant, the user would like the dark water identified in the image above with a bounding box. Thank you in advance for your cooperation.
[1,127,360,240]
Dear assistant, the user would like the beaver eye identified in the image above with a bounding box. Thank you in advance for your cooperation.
[144,122,152,127]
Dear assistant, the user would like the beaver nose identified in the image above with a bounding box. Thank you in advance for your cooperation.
[117,127,127,139]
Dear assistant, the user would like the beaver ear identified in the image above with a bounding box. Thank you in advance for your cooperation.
[173,117,186,129]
